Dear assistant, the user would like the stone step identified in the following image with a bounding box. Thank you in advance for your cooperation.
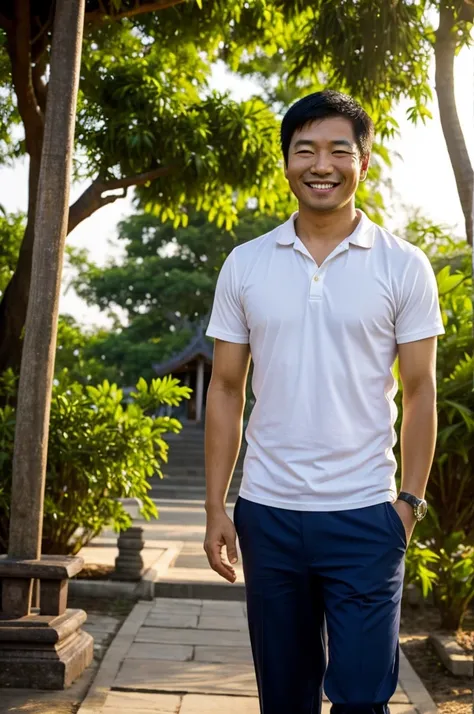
[150,488,240,500]
[154,578,246,602]
[156,474,243,484]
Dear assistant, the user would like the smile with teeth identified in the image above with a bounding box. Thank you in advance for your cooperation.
[306,182,339,191]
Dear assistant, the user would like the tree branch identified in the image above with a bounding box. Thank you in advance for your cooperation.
[104,166,173,191]
[85,0,188,24]
[435,2,474,245]
[0,13,13,32]
[6,0,44,157]
[67,166,173,234]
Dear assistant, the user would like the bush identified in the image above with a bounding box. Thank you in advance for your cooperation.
[398,219,474,629]
[0,370,191,555]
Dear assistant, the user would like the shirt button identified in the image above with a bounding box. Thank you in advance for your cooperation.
[313,276,319,282]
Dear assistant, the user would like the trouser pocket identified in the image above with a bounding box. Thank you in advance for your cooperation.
[384,502,407,548]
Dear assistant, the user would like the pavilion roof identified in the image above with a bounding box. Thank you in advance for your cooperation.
[152,323,213,376]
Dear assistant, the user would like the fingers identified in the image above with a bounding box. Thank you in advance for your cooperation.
[204,523,239,584]
[205,542,237,583]
[224,531,239,566]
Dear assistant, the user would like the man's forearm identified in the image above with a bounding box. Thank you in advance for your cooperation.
[205,383,245,512]
[400,386,438,498]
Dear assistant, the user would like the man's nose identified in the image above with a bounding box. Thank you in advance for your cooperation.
[310,153,333,175]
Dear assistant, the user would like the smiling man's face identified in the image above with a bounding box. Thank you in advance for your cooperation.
[285,115,369,215]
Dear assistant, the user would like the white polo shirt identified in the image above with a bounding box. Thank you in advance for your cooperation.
[206,211,445,511]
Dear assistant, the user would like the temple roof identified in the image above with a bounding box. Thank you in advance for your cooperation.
[152,323,214,376]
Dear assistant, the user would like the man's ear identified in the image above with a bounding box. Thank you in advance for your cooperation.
[360,154,370,180]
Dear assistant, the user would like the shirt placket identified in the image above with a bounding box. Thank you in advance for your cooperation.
[303,242,350,302]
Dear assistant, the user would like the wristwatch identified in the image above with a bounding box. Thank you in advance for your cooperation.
[397,492,428,522]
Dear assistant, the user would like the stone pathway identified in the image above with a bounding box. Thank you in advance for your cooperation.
[78,597,437,714]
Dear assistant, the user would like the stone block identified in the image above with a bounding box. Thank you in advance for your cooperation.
[115,659,258,696]
[200,601,245,617]
[0,554,84,580]
[135,625,250,647]
[102,690,180,713]
[430,633,473,676]
[126,642,194,660]
[146,612,198,628]
[1,577,33,618]
[194,645,253,664]
[40,578,68,616]
[179,694,266,714]
[0,615,93,689]
[197,616,247,631]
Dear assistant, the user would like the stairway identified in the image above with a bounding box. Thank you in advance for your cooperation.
[149,422,246,501]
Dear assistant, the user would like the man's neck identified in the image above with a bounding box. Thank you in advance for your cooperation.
[295,203,360,244]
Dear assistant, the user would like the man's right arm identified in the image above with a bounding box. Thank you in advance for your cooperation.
[203,338,251,582]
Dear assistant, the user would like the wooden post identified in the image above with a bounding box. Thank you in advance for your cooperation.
[195,357,205,423]
[6,0,86,604]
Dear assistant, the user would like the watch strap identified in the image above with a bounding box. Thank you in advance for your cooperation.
[398,492,422,508]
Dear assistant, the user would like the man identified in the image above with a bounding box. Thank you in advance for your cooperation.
[203,90,444,714]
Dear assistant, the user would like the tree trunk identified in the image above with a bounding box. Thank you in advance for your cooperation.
[8,0,85,561]
[434,2,474,246]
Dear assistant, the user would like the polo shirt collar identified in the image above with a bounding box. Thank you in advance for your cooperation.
[276,209,375,249]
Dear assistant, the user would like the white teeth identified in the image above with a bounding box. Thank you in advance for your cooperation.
[308,183,336,189]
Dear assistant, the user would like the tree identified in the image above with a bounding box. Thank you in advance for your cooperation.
[234,1,474,244]
[0,0,292,375]
[7,0,86,572]
[67,210,282,383]
[0,0,472,379]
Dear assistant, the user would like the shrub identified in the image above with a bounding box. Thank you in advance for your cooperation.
[398,220,474,629]
[0,371,191,555]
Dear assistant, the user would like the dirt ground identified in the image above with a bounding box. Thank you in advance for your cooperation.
[400,603,473,714]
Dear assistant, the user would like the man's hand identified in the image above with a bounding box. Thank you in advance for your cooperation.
[204,506,239,583]
[392,499,417,544]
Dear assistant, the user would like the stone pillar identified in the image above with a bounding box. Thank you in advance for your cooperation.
[112,527,145,582]
[195,357,205,423]
[0,0,93,690]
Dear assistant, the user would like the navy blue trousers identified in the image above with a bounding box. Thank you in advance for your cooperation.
[233,497,406,714]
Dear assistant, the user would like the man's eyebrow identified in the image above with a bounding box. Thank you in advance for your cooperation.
[292,138,355,150]
[332,139,355,149]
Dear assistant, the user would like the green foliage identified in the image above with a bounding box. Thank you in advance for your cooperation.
[0,212,24,297]
[55,314,123,384]
[404,543,440,598]
[67,210,281,383]
[432,533,474,631]
[0,370,191,555]
[398,218,474,628]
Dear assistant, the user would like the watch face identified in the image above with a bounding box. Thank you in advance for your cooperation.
[415,500,428,521]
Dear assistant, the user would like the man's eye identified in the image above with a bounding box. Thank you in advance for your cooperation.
[296,150,313,155]
[333,151,352,156]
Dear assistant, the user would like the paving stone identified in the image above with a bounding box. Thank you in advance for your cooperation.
[197,615,248,631]
[386,706,416,714]
[83,622,119,635]
[392,685,410,704]
[135,626,251,647]
[200,601,245,617]
[194,645,254,664]
[85,614,121,629]
[151,605,202,618]
[145,613,199,628]
[115,660,258,696]
[154,597,203,607]
[126,642,194,661]
[179,694,332,714]
[102,690,181,712]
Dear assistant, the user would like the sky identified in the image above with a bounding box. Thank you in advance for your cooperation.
[0,47,473,329]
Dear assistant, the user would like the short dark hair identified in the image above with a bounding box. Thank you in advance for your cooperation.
[281,90,374,165]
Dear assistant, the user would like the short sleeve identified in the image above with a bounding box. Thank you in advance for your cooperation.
[395,248,445,345]
[206,250,249,344]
